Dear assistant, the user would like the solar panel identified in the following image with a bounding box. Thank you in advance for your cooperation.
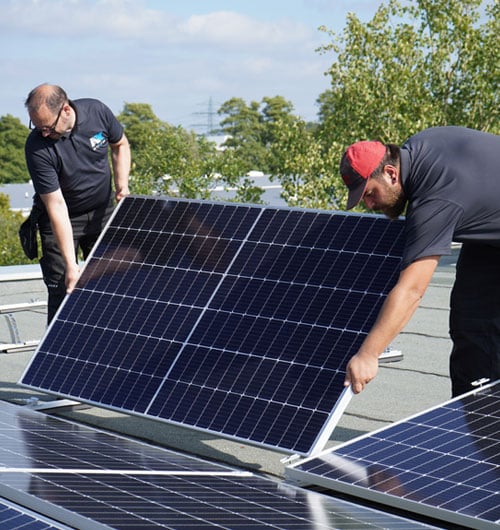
[0,497,72,529]
[0,400,438,529]
[286,380,500,530]
[20,197,405,455]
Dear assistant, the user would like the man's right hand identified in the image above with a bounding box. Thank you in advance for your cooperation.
[344,351,379,394]
[65,262,81,294]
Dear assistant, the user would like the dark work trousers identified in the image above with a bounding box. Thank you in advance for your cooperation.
[38,199,114,324]
[449,242,500,397]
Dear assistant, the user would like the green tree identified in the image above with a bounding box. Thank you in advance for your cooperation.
[268,116,344,210]
[417,0,499,131]
[317,0,499,151]
[118,103,212,198]
[0,115,30,184]
[312,0,498,210]
[0,193,33,265]
[118,103,257,202]
[218,97,268,173]
[260,95,296,147]
[218,96,297,174]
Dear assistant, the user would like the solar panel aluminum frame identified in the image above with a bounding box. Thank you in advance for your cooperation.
[19,196,405,457]
[0,485,111,530]
[285,380,500,530]
[0,497,75,530]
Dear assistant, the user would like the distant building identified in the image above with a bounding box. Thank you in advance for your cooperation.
[1,175,286,216]
[0,182,35,215]
[209,173,285,206]
[204,135,231,151]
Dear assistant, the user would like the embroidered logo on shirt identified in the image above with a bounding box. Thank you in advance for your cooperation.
[90,131,107,151]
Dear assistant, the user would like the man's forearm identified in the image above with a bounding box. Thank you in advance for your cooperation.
[112,135,131,200]
[42,192,80,293]
[345,256,440,393]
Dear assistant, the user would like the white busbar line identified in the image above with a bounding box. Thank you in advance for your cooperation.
[0,468,253,477]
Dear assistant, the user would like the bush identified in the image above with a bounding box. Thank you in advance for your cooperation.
[0,193,37,266]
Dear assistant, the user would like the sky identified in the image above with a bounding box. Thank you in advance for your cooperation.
[0,0,381,134]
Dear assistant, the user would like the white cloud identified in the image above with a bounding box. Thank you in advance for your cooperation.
[180,11,311,47]
[1,0,314,49]
[1,0,177,40]
[0,0,336,127]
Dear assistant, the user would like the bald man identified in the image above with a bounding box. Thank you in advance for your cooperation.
[25,84,130,323]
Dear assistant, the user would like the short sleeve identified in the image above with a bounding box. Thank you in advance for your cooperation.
[25,136,61,195]
[100,102,123,144]
[402,199,463,268]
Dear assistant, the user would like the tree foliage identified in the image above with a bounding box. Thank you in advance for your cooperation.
[0,115,30,184]
[0,193,32,265]
[268,116,345,210]
[119,103,220,199]
[218,95,296,174]
[317,0,499,152]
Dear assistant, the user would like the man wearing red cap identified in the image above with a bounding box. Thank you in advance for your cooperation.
[339,126,500,397]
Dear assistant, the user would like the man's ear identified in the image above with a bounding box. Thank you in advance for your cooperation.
[384,164,399,184]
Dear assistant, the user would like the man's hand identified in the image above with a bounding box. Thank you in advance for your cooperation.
[115,187,130,202]
[344,352,379,394]
[65,262,81,294]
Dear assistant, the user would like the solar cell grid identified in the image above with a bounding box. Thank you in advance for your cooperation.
[21,197,405,455]
[286,380,500,530]
[0,498,73,529]
[0,401,437,530]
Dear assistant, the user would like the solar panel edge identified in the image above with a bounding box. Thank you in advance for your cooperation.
[285,380,500,530]
[16,197,131,387]
[0,497,75,530]
[287,380,499,466]
[0,398,256,474]
[289,380,500,461]
[304,386,354,457]
[0,483,114,530]
[285,465,497,530]
[12,385,318,456]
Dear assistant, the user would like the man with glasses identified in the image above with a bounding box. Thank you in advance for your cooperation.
[24,83,131,323]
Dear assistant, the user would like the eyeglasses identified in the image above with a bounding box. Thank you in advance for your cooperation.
[29,102,65,134]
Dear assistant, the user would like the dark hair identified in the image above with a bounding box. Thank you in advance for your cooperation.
[25,84,68,114]
[372,143,400,179]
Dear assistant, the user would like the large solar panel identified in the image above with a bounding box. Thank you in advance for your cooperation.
[0,400,438,529]
[286,380,500,530]
[20,197,405,455]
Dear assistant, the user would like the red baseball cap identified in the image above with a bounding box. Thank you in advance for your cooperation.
[340,140,386,209]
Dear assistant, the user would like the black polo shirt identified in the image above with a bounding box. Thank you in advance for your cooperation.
[25,98,124,215]
[400,126,500,269]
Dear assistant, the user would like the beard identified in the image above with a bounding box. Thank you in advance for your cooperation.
[382,193,407,220]
[378,181,407,220]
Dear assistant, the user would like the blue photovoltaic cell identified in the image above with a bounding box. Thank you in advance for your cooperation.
[0,498,71,529]
[20,197,405,455]
[0,400,437,530]
[287,380,500,530]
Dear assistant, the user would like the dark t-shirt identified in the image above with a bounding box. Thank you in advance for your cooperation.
[400,126,500,269]
[25,98,124,215]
